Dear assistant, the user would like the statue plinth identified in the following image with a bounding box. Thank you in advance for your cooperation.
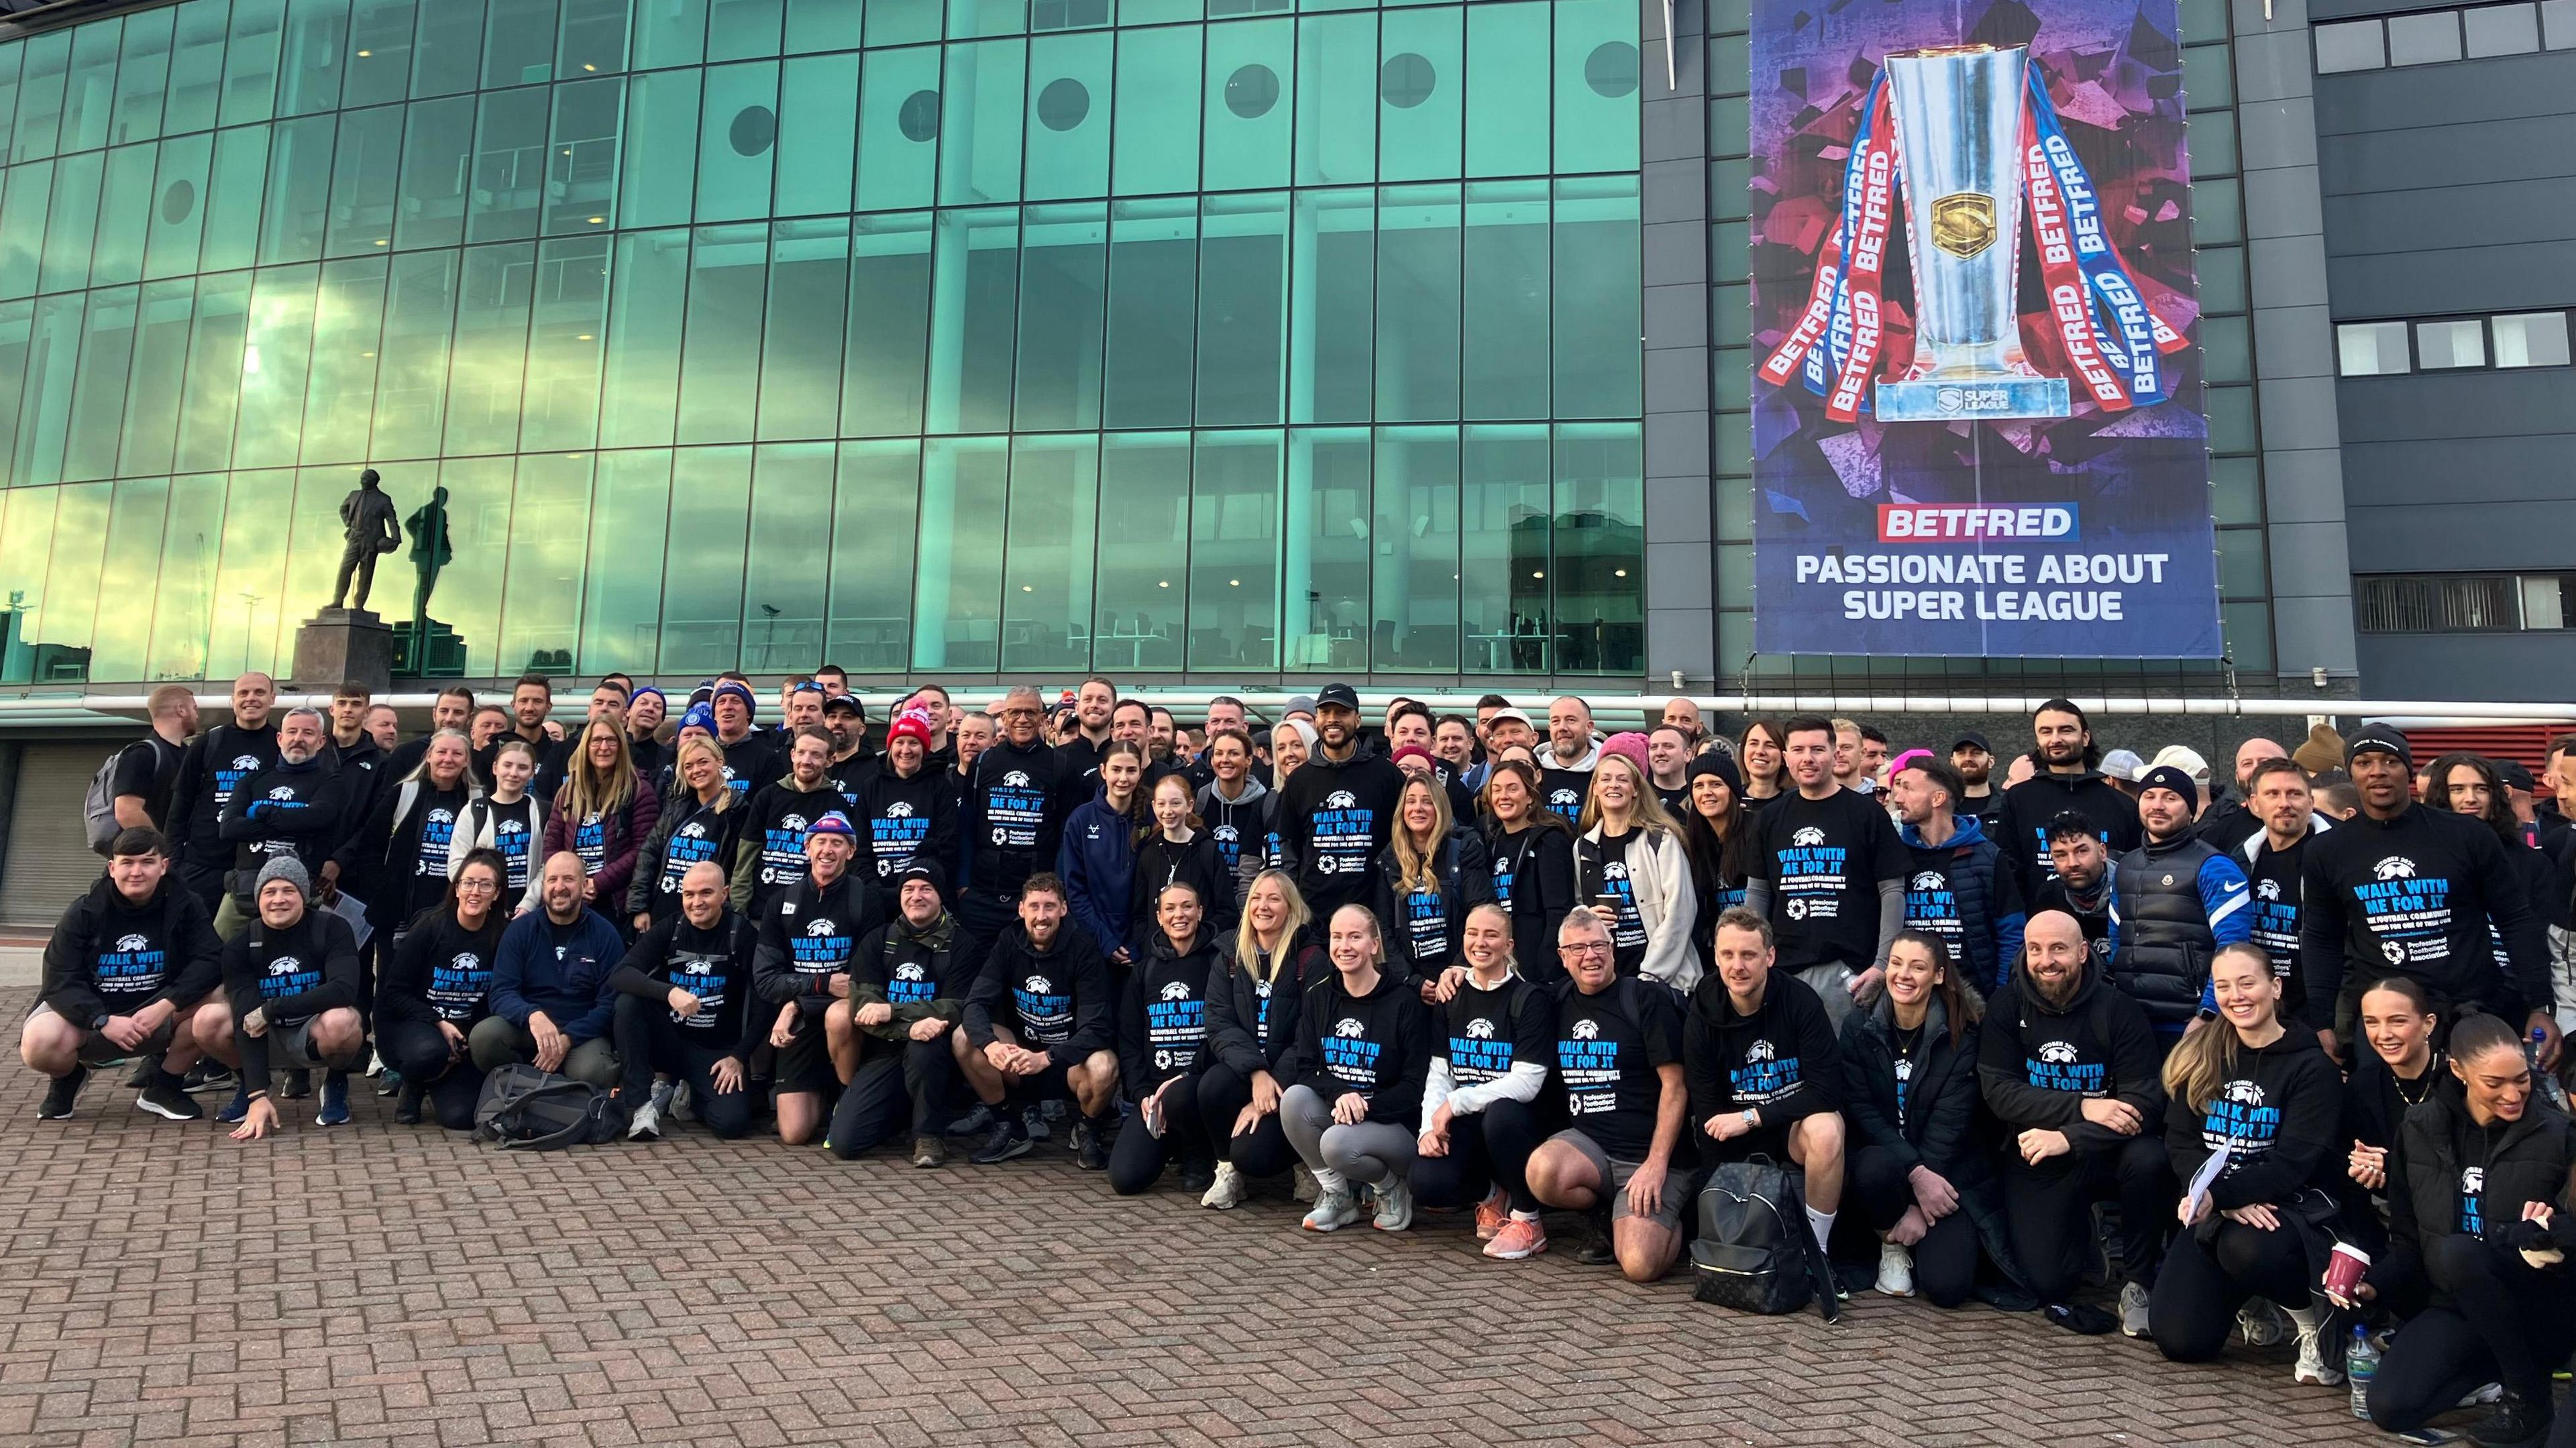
[292,608,396,693]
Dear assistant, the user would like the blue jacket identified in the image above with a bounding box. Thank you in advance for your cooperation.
[2106,833,2253,1030]
[1057,787,1142,960]
[1898,816,2026,997]
[490,906,624,1044]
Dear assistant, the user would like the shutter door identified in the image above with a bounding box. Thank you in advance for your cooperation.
[1,742,121,927]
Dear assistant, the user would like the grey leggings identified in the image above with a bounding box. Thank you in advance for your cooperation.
[1279,1084,1417,1188]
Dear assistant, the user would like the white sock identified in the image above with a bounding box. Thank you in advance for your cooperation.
[1805,1204,1836,1254]
[1310,1166,1345,1195]
[2284,1302,2323,1332]
[1510,1209,1542,1222]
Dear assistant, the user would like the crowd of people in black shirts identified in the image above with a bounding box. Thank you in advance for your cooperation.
[25,669,2576,1445]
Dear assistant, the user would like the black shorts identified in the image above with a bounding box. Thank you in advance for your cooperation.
[1014,1058,1078,1103]
[30,1001,182,1067]
[1701,1117,1796,1166]
[773,1011,839,1095]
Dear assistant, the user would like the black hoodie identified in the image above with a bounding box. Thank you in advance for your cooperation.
[1120,931,1218,1099]
[629,792,742,923]
[2161,1027,2344,1210]
[753,865,885,1025]
[1839,994,1984,1182]
[217,754,353,903]
[1204,937,1322,1080]
[1976,962,2163,1153]
[1276,746,1407,920]
[1133,831,1238,941]
[377,907,505,1029]
[1682,968,1843,1133]
[853,761,958,907]
[166,721,280,872]
[963,736,1073,901]
[1289,965,1430,1129]
[963,924,1115,1064]
[221,909,360,1093]
[610,909,764,1061]
[1995,767,2141,897]
[2298,801,2551,1030]
[851,909,969,1038]
[40,877,224,1026]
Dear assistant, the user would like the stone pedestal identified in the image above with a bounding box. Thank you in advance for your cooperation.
[292,608,396,693]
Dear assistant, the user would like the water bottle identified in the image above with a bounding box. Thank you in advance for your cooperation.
[2346,1325,2379,1420]
[2532,1028,2571,1110]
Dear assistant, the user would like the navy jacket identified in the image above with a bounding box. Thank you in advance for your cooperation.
[1898,815,2026,997]
[1057,787,1143,960]
[490,906,624,1045]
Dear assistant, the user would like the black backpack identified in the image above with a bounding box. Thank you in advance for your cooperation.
[472,1063,625,1149]
[1688,1156,1841,1323]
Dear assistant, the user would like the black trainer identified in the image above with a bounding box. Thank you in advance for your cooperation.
[37,1066,88,1120]
[1177,1160,1216,1194]
[2463,1390,2551,1448]
[1576,1209,1615,1266]
[185,1063,237,1095]
[1073,1119,1109,1171]
[394,1080,425,1125]
[2045,1302,2118,1336]
[969,1119,1032,1165]
[135,1075,205,1121]
[280,1068,312,1099]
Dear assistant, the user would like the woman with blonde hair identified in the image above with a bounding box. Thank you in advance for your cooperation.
[544,716,658,924]
[1411,901,1554,1259]
[1574,746,1699,991]
[628,733,741,932]
[1196,869,1323,1209]
[1282,904,1432,1233]
[1373,773,1493,993]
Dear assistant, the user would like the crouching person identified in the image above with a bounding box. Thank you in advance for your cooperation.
[26,827,224,1123]
[201,857,364,1139]
[608,861,758,1140]
[827,862,972,1166]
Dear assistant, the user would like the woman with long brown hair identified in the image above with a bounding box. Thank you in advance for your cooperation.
[545,715,658,925]
[1737,718,1788,816]
[1483,757,1576,986]
[1373,773,1493,991]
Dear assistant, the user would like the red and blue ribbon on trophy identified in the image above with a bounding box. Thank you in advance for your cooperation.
[1758,64,2188,424]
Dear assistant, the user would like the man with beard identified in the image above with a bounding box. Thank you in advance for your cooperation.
[1056,675,1119,785]
[1276,683,1408,929]
[1948,731,2003,825]
[957,875,1118,1168]
[1536,697,1603,821]
[2235,758,2332,1052]
[1994,700,2141,898]
[731,726,846,920]
[1890,759,2024,998]
[827,862,971,1166]
[2029,814,2116,968]
[821,692,874,795]
[2104,765,2252,1047]
[1743,716,1907,1031]
[2194,737,2289,856]
[215,708,351,942]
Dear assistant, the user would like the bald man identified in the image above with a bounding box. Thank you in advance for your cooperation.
[2194,736,2288,855]
[1977,909,2171,1338]
[474,851,624,1087]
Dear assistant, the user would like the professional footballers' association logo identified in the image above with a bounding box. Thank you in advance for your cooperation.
[1571,1018,1601,1040]
[1786,898,1809,920]
[1792,826,1826,848]
[2383,939,2407,965]
[1466,1018,1495,1039]
[2373,856,2416,881]
[2039,1040,2080,1065]
[1334,1018,1367,1038]
[1324,790,1357,810]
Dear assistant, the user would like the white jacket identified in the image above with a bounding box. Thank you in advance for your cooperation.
[1576,822,1699,992]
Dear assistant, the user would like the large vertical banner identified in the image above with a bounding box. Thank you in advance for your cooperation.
[1748,1,2223,658]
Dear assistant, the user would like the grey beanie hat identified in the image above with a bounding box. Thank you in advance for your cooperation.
[254,854,313,900]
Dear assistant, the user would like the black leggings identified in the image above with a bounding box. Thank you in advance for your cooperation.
[827,1036,963,1160]
[1409,1097,1545,1215]
[611,995,751,1139]
[2148,1221,2317,1362]
[1849,1144,1982,1309]
[1196,1062,1297,1178]
[1109,1075,1216,1194]
[377,1015,486,1130]
[2001,1133,2176,1302]
[2369,1237,2576,1429]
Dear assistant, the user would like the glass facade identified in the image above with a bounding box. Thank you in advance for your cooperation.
[0,0,1644,686]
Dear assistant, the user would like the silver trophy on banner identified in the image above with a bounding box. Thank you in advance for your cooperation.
[1876,46,2072,423]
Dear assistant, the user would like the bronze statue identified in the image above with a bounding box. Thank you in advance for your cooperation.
[405,485,453,626]
[329,467,402,611]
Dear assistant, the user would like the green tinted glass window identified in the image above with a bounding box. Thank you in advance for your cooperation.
[1374,183,1458,422]
[1102,197,1196,429]
[697,61,780,221]
[40,152,104,295]
[598,227,688,447]
[444,241,535,456]
[0,162,46,299]
[1551,423,1641,672]
[557,0,631,75]
[709,0,788,61]
[280,0,352,117]
[618,68,702,227]
[347,0,421,102]
[66,286,139,484]
[1377,6,1459,182]
[1189,429,1280,669]
[925,207,1019,433]
[205,467,296,675]
[1024,31,1110,201]
[222,0,286,127]
[676,222,768,443]
[1195,191,1283,424]
[1203,20,1291,190]
[865,0,943,49]
[113,9,174,146]
[1000,434,1098,672]
[394,95,472,249]
[0,486,56,675]
[1288,186,1371,424]
[119,278,198,476]
[1094,432,1189,669]
[842,211,932,437]
[37,482,113,667]
[326,104,403,255]
[1553,0,1637,173]
[758,216,851,439]
[372,247,458,458]
[468,85,549,241]
[827,440,920,669]
[1285,427,1368,665]
[498,451,591,672]
[579,448,670,673]
[741,442,832,669]
[543,76,623,235]
[912,435,1006,669]
[1462,179,1546,419]
[1461,424,1549,669]
[521,235,609,450]
[1111,26,1197,197]
[10,34,70,165]
[1553,175,1638,417]
[1373,425,1461,669]
[484,0,562,87]
[172,272,250,473]
[1295,12,1374,187]
[0,301,28,484]
[774,52,859,216]
[427,455,514,672]
[14,294,86,488]
[1464,4,1544,178]
[940,40,1026,206]
[259,113,337,264]
[69,23,128,156]
[413,0,486,96]
[165,3,230,135]
[784,0,864,54]
[659,444,751,671]
[302,256,388,464]
[1014,203,1106,431]
[147,471,227,680]
[856,46,938,213]
[235,263,321,468]
[633,0,709,70]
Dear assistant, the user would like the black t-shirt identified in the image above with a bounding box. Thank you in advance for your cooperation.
[2243,832,2310,1019]
[1752,789,1907,969]
[110,736,183,830]
[484,796,538,899]
[413,912,502,1024]
[1892,1022,1925,1129]
[1439,975,1555,1090]
[1576,826,1652,971]
[1552,976,1684,1160]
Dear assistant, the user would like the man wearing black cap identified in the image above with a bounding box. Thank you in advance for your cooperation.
[820,693,875,795]
[752,810,884,1145]
[1275,683,1408,930]
[2298,725,2559,1066]
[1994,700,2140,899]
[1948,731,2003,825]
[825,860,970,1166]
[2104,764,2252,1047]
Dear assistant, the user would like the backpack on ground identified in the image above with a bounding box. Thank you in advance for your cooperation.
[472,1062,625,1149]
[1688,1156,1841,1323]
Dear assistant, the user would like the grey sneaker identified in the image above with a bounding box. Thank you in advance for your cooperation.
[1291,1164,1319,1204]
[2237,1300,2290,1347]
[1301,1185,1362,1231]
[1370,1178,1414,1232]
[627,1100,663,1141]
[2119,1281,2151,1338]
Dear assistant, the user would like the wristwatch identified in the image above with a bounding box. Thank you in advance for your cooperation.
[1739,1108,1758,1128]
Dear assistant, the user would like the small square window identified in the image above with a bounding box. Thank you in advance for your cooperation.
[2465,3,2542,55]
[2337,321,2410,376]
[2388,10,2463,62]
[2314,19,2387,71]
[2416,318,2485,369]
[2520,575,2567,630]
[2546,0,2576,47]
[2492,311,2571,367]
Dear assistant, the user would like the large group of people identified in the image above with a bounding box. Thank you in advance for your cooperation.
[25,669,2576,1445]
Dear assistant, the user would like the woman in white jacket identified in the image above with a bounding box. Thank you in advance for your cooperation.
[449,738,551,915]
[1572,743,1699,991]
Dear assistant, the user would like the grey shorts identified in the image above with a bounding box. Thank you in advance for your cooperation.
[28,1000,179,1066]
[276,1016,335,1068]
[1548,1127,1684,1233]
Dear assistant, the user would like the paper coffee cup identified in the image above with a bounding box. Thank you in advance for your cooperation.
[2324,1240,2370,1300]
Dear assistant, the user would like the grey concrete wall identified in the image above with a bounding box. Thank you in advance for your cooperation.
[2235,0,2362,689]
[1640,0,1717,689]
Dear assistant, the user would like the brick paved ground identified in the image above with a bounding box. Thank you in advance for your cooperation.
[0,989,2386,1448]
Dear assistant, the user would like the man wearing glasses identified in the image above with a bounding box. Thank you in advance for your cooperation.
[955,685,1074,979]
[1521,907,1690,1282]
